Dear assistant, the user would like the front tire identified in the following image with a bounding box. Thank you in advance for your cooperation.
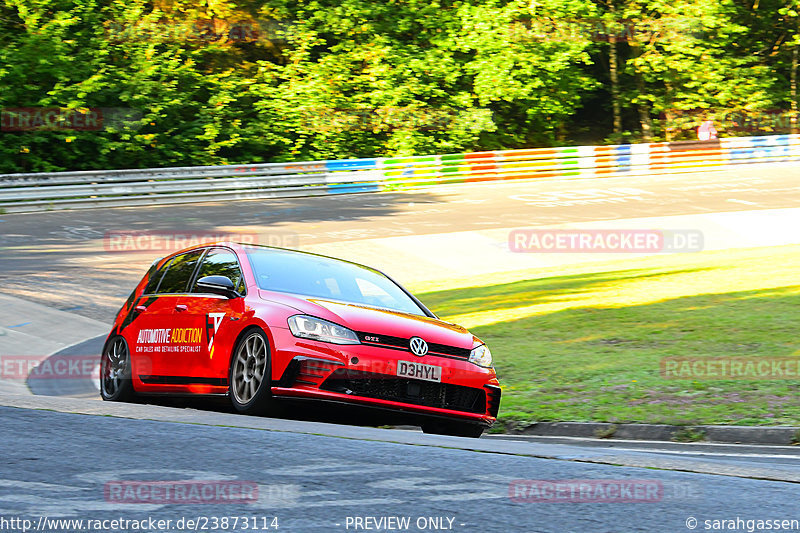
[229,329,274,415]
[421,420,484,438]
[100,336,134,402]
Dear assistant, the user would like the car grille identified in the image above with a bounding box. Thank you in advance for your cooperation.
[355,332,471,359]
[320,369,486,414]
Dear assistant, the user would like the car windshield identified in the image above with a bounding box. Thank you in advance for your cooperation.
[244,247,426,316]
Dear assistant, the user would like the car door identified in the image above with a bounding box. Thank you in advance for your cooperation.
[176,247,248,390]
[130,249,204,387]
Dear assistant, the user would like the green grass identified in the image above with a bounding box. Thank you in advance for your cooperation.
[412,245,800,428]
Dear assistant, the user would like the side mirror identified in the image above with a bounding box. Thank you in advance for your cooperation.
[196,275,239,298]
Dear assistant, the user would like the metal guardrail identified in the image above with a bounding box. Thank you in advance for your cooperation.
[1,134,799,212]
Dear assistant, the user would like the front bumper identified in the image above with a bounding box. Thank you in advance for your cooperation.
[269,327,500,425]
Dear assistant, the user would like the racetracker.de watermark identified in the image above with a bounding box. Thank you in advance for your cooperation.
[509,479,663,503]
[104,230,299,252]
[0,354,98,381]
[104,481,259,504]
[661,357,800,380]
[0,515,280,532]
[663,108,798,135]
[106,18,294,43]
[1,107,142,132]
[508,229,703,253]
[507,16,703,44]
[299,106,458,132]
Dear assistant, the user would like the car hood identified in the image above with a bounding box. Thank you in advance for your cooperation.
[258,289,476,349]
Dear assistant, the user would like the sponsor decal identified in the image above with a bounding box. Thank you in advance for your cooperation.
[135,327,203,354]
[206,313,226,352]
[132,313,225,355]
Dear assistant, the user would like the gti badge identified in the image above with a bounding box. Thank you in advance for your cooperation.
[409,336,428,357]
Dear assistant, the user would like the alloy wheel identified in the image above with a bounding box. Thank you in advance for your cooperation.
[232,332,268,404]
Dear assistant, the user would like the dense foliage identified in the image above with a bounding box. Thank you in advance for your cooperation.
[0,0,797,172]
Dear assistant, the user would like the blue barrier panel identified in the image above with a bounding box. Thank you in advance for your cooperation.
[325,159,380,171]
[747,135,792,145]
[728,146,791,160]
[326,182,382,194]
[615,145,632,172]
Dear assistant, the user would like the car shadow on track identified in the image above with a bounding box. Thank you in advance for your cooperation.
[134,394,422,430]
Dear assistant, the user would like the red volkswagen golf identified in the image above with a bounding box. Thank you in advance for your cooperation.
[101,242,500,437]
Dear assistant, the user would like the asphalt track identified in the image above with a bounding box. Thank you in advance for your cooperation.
[4,399,800,533]
[3,164,800,531]
[1,163,799,322]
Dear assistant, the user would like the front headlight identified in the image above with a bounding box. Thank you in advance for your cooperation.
[287,315,360,345]
[469,344,493,368]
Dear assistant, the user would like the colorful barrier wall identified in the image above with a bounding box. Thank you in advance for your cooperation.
[1,134,798,212]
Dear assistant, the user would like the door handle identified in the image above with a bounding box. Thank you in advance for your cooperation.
[135,305,147,312]
[175,304,188,312]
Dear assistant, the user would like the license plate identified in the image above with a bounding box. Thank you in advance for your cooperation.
[397,360,442,383]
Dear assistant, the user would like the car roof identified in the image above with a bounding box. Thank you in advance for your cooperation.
[163,241,377,273]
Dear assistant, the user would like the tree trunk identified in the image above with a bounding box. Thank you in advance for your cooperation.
[791,43,798,134]
[609,35,622,138]
[664,81,675,142]
[636,91,652,141]
[629,41,652,142]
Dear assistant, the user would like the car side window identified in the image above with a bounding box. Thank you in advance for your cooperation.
[192,248,245,295]
[142,261,168,295]
[155,250,204,294]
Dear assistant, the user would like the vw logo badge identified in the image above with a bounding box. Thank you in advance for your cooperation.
[409,336,428,357]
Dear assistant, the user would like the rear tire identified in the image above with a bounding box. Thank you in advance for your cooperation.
[229,329,275,416]
[100,336,135,402]
[421,420,484,438]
